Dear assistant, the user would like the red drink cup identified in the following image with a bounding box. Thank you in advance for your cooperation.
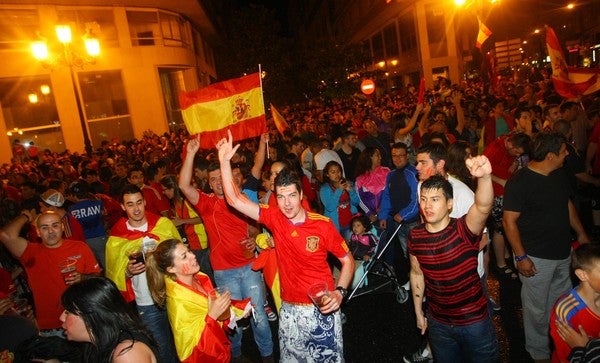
[58,258,77,284]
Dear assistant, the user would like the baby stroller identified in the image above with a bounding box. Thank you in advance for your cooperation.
[347,222,409,304]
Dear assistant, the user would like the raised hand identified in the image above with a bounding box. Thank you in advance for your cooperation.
[216,130,240,163]
[186,137,200,156]
[466,155,492,178]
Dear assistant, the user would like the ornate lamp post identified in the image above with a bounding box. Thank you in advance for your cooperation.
[31,25,100,155]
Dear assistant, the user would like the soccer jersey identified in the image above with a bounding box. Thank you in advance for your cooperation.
[550,287,600,363]
[193,192,253,270]
[258,204,350,304]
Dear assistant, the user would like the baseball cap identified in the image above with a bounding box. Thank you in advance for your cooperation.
[40,189,65,207]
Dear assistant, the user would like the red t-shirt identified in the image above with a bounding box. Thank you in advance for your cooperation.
[19,240,101,329]
[193,192,253,270]
[258,205,350,304]
[483,135,517,196]
[142,185,170,216]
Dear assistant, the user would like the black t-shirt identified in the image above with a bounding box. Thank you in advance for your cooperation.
[503,167,573,260]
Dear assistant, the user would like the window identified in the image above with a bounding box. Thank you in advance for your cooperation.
[0,76,65,152]
[426,5,447,57]
[78,70,133,145]
[159,68,186,132]
[127,10,190,48]
[371,32,384,62]
[57,9,118,48]
[399,13,417,53]
[0,9,39,50]
[383,23,399,58]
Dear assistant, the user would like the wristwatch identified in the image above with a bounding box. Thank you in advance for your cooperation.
[335,286,348,299]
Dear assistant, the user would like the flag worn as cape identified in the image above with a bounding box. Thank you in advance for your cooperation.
[476,17,492,49]
[253,233,281,312]
[166,273,230,363]
[546,26,600,99]
[180,72,267,149]
[270,104,289,136]
[105,214,181,299]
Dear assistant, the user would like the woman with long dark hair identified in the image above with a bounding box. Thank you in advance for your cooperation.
[60,277,158,362]
[160,174,208,251]
[319,160,359,238]
[354,147,390,223]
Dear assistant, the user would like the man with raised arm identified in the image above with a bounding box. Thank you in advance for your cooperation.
[408,155,499,363]
[217,130,354,362]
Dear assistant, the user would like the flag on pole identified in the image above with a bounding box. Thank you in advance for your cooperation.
[546,26,600,99]
[179,72,267,149]
[270,104,289,136]
[417,77,425,104]
[476,17,492,49]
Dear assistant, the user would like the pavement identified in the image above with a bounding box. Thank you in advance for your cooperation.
[241,270,533,362]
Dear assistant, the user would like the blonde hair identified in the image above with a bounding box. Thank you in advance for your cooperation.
[145,239,180,307]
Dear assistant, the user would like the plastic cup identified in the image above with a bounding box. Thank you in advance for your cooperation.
[240,238,255,259]
[127,247,145,265]
[308,282,331,309]
[209,286,231,321]
[58,258,78,283]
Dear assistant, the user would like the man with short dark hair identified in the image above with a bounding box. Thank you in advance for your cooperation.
[336,130,361,181]
[217,131,354,362]
[503,132,591,363]
[105,184,180,363]
[409,155,498,363]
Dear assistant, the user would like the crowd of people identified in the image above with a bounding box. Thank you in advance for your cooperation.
[0,70,599,363]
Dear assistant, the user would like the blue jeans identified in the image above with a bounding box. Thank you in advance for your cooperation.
[428,316,499,363]
[214,263,274,357]
[137,303,179,363]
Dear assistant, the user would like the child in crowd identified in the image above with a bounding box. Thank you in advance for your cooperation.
[349,215,378,290]
[550,243,600,363]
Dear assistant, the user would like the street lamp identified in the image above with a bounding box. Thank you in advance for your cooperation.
[31,24,100,155]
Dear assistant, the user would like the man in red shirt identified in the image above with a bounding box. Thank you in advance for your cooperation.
[127,167,169,217]
[0,211,101,337]
[216,131,354,362]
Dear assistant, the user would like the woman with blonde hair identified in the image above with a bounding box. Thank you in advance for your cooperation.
[145,239,232,362]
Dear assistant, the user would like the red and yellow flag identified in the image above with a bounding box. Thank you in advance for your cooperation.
[476,17,492,49]
[270,104,289,136]
[179,73,267,149]
[546,26,600,99]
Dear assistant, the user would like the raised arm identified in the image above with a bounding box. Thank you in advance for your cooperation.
[397,103,423,136]
[464,155,493,235]
[217,130,260,221]
[0,212,31,258]
[251,133,269,180]
[178,137,202,206]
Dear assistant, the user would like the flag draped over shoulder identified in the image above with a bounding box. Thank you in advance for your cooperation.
[179,72,267,149]
[476,17,492,49]
[270,104,289,136]
[546,26,600,99]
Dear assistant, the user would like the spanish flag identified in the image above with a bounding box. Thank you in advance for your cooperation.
[546,26,600,99]
[270,104,289,136]
[476,17,492,49]
[180,73,267,149]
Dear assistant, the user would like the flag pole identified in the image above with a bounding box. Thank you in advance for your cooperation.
[258,64,270,160]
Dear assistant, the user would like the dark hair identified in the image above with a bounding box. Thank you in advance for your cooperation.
[193,157,209,171]
[119,184,143,203]
[391,142,408,152]
[282,153,304,176]
[274,168,302,195]
[61,277,157,362]
[421,175,453,200]
[559,101,578,113]
[447,141,473,189]
[507,132,531,153]
[160,174,183,202]
[514,107,530,120]
[572,243,600,272]
[417,142,448,167]
[323,160,343,186]
[422,132,449,147]
[354,147,379,177]
[127,166,144,179]
[145,239,181,307]
[351,214,372,232]
[529,132,565,162]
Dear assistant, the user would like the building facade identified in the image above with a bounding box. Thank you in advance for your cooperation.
[0,1,219,163]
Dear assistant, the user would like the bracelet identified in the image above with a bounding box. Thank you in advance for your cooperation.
[515,254,528,262]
